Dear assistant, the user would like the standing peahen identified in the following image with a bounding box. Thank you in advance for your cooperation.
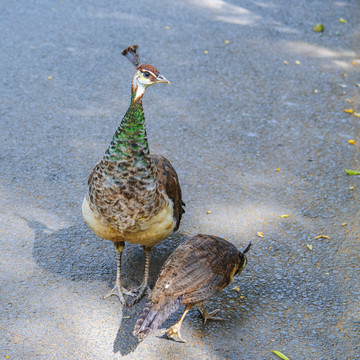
[82,45,184,306]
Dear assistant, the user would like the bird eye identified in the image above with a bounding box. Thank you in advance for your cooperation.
[143,71,151,78]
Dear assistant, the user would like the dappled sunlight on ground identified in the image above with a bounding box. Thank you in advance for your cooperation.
[187,0,262,25]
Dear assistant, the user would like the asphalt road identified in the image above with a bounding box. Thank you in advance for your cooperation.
[1,1,359,359]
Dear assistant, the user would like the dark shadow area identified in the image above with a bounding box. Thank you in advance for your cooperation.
[30,219,186,286]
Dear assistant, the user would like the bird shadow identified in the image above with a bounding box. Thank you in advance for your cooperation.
[28,218,187,356]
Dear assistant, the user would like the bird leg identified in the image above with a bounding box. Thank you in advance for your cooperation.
[130,245,152,305]
[164,304,192,343]
[103,241,134,306]
[198,303,223,324]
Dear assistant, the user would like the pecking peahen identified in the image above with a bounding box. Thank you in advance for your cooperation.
[82,45,184,306]
[133,234,251,342]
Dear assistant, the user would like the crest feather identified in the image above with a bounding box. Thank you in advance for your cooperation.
[122,45,141,67]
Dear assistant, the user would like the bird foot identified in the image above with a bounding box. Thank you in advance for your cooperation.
[102,283,150,307]
[198,308,223,324]
[163,323,187,343]
[129,284,151,306]
[102,284,132,306]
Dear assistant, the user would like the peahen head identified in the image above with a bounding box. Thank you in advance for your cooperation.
[122,45,170,101]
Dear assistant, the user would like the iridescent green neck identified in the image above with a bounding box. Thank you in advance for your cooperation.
[104,90,150,163]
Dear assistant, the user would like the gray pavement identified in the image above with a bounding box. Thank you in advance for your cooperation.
[1,0,360,359]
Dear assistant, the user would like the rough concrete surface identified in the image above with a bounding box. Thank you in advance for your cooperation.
[1,0,359,359]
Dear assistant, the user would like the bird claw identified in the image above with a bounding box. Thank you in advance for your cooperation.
[129,284,151,306]
[198,308,223,324]
[103,283,150,307]
[102,284,128,306]
[162,324,187,343]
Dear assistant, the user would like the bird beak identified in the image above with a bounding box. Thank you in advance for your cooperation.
[156,74,170,84]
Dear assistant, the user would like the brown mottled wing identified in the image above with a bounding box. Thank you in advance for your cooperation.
[151,154,184,231]
[150,234,241,306]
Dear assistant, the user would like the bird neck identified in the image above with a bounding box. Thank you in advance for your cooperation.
[104,87,153,174]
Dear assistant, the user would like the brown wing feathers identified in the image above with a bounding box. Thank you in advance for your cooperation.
[151,154,184,231]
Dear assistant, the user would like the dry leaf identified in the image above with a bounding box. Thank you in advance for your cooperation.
[240,296,245,300]
[349,186,354,190]
[314,89,318,93]
[341,222,347,226]
[271,350,290,360]
[123,316,131,319]
[204,50,208,54]
[346,99,352,103]
[280,214,289,218]
[232,286,240,292]
[206,210,212,214]
[224,40,230,44]
[352,61,356,66]
[339,18,347,23]
[344,109,354,114]
[315,235,331,240]
[354,112,360,118]
[48,75,53,80]
[283,60,288,65]
[348,139,356,145]
[306,244,313,251]
[164,26,171,29]
[276,168,280,172]
[295,60,301,65]
[269,246,272,250]
[257,232,264,238]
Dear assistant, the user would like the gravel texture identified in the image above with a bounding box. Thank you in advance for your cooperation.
[1,0,359,359]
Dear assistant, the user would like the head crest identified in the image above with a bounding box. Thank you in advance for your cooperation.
[122,45,141,67]
[243,242,252,254]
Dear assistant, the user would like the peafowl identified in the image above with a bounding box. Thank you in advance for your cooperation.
[133,234,251,342]
[82,45,184,306]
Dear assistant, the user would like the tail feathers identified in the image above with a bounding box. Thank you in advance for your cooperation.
[133,296,183,341]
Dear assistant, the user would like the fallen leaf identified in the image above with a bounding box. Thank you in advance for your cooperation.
[313,23,324,32]
[232,286,240,292]
[352,61,356,66]
[354,112,360,118]
[257,232,264,238]
[224,40,230,44]
[123,316,131,319]
[206,210,212,214]
[269,246,272,250]
[339,18,347,23]
[344,108,353,113]
[240,296,245,299]
[164,26,171,29]
[349,186,354,190]
[280,214,289,218]
[315,235,331,240]
[48,75,53,80]
[306,244,313,251]
[341,222,347,226]
[283,60,288,65]
[271,350,290,360]
[204,50,208,54]
[276,168,280,172]
[345,99,352,103]
[313,89,318,93]
[295,60,301,65]
[348,139,356,145]
[345,169,360,175]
